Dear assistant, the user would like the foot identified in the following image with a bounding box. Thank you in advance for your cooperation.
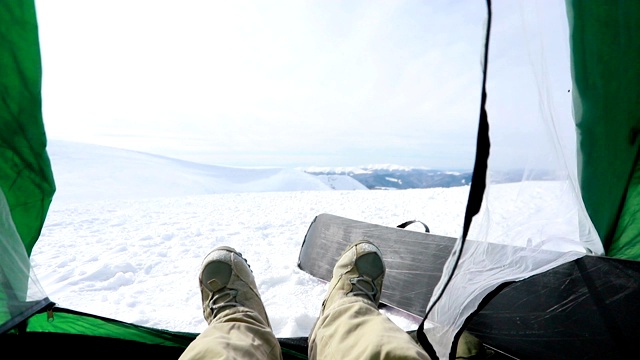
[321,240,386,313]
[199,246,271,326]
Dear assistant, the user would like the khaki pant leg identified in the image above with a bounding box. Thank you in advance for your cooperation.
[309,297,431,360]
[179,307,282,360]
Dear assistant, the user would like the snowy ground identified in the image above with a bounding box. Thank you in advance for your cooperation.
[31,140,583,340]
[31,141,470,337]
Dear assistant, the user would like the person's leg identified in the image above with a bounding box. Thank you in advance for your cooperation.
[309,241,431,360]
[179,246,282,360]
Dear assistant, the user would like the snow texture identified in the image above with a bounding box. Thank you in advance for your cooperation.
[31,140,568,338]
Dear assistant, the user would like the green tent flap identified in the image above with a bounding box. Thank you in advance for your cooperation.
[26,307,196,348]
[568,0,640,257]
[0,0,55,334]
[0,0,56,256]
[608,158,640,259]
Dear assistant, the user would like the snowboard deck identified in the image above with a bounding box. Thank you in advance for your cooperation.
[298,213,456,318]
[298,213,640,359]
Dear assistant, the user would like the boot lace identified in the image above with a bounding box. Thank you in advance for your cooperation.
[209,289,240,317]
[349,277,378,303]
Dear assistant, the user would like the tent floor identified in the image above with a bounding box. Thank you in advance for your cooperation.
[0,332,309,359]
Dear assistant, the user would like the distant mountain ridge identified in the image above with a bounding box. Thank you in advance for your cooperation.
[304,165,565,190]
[303,164,425,174]
[304,166,472,190]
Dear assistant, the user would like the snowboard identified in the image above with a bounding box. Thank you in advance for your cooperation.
[298,213,456,318]
[297,213,640,359]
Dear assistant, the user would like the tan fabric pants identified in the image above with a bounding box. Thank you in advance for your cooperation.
[178,307,282,360]
[180,296,430,359]
[309,297,430,360]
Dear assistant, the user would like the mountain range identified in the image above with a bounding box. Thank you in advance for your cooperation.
[304,167,472,190]
[48,141,559,202]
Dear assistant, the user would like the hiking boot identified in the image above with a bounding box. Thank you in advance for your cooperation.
[199,246,271,326]
[321,240,386,313]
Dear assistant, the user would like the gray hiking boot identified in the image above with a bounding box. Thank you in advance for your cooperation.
[199,246,271,326]
[321,240,386,313]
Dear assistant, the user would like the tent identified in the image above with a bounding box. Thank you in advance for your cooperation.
[1,1,639,359]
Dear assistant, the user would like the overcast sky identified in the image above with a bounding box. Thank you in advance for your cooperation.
[34,0,574,170]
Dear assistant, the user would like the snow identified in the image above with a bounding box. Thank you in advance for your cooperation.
[30,140,579,339]
[49,140,335,203]
[313,175,368,190]
[385,177,402,184]
[31,141,470,337]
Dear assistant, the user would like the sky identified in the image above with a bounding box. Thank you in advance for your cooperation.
[30,140,588,340]
[33,0,576,170]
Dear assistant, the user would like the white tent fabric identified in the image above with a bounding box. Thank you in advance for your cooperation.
[421,1,602,358]
[0,190,49,333]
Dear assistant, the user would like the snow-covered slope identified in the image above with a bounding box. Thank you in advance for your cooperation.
[314,174,368,190]
[48,141,343,204]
